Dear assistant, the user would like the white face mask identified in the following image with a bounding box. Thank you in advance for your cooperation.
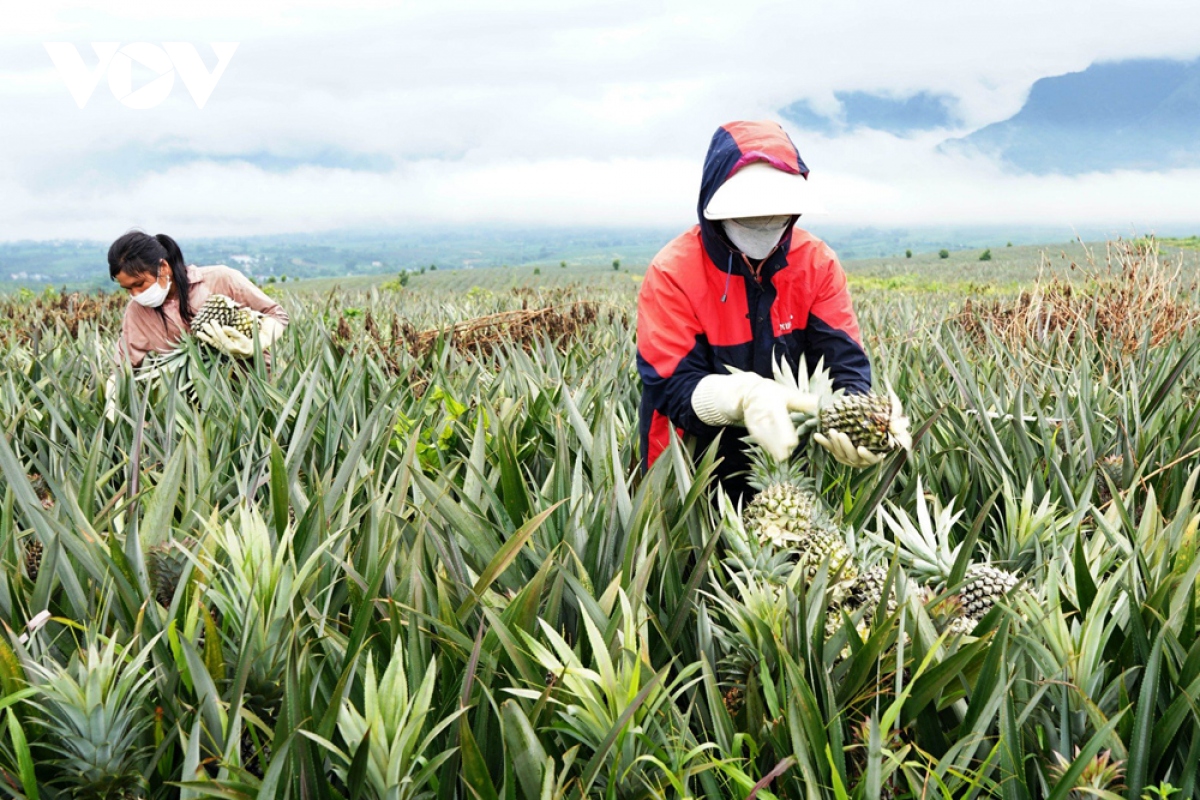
[132,273,171,308]
[722,215,792,260]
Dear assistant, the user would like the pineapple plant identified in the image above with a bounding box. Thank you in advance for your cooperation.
[333,638,450,798]
[31,636,157,799]
[741,441,855,581]
[708,558,790,723]
[871,479,1020,633]
[208,508,309,729]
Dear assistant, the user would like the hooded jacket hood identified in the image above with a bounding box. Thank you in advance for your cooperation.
[697,120,809,273]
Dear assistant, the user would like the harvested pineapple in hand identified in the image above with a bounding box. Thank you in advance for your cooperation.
[137,294,274,406]
[193,294,261,356]
[767,356,911,466]
[814,392,911,467]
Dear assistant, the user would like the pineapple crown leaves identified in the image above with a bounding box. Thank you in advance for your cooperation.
[704,563,790,664]
[511,592,700,744]
[743,438,815,492]
[28,634,161,786]
[1048,747,1127,796]
[205,506,334,658]
[715,354,838,402]
[771,352,837,401]
[998,476,1073,557]
[334,637,463,795]
[867,478,966,582]
[717,486,764,561]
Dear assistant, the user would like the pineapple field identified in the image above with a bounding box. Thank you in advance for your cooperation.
[2,239,1200,799]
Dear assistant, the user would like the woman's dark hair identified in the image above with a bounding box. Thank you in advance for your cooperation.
[107,231,193,323]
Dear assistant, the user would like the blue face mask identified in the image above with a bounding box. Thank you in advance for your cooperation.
[132,272,171,308]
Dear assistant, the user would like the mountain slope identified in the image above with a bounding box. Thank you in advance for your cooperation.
[944,58,1200,174]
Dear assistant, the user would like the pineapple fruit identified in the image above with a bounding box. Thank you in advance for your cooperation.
[826,563,903,649]
[795,523,856,584]
[146,536,198,608]
[1096,453,1126,506]
[744,480,824,548]
[957,564,1020,619]
[192,293,259,340]
[24,537,43,583]
[845,564,897,615]
[742,448,855,582]
[818,392,912,456]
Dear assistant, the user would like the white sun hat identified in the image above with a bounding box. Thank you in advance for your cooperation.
[703,161,828,220]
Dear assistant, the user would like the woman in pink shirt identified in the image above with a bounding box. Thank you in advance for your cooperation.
[109,231,289,367]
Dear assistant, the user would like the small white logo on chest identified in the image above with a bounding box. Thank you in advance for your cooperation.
[778,314,794,333]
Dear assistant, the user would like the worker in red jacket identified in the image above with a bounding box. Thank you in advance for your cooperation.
[637,120,900,499]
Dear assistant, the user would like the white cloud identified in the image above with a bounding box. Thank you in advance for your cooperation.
[1,0,1199,240]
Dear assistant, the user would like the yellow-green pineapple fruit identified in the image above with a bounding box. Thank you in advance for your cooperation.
[819,392,911,455]
[743,442,829,545]
[794,518,856,583]
[746,481,825,548]
[957,564,1019,620]
[192,294,258,339]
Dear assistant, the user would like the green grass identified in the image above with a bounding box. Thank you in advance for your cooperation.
[1157,235,1200,250]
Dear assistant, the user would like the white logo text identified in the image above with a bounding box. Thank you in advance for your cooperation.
[43,42,238,109]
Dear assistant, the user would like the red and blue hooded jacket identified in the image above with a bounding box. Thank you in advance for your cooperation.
[636,120,872,496]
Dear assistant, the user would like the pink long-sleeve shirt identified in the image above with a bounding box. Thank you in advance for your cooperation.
[117,264,289,367]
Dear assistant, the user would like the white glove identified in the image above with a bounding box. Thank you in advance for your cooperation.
[196,317,285,358]
[812,429,885,468]
[256,316,286,349]
[692,372,820,461]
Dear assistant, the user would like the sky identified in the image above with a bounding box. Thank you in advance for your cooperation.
[2,0,1200,242]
